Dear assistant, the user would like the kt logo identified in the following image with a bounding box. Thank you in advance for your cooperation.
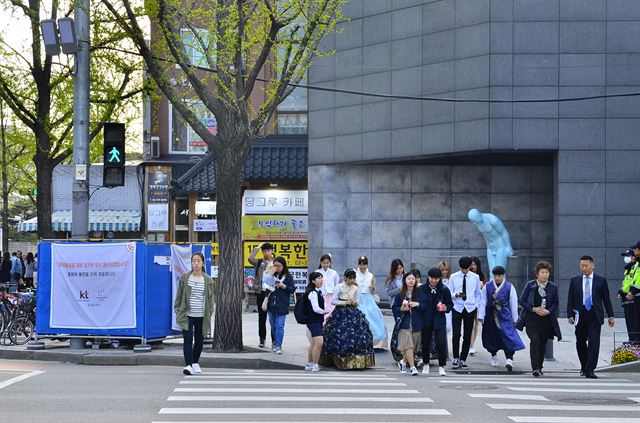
[79,290,89,299]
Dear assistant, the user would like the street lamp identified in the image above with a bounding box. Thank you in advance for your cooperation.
[40,18,78,55]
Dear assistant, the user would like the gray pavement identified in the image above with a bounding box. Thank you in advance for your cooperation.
[0,310,634,374]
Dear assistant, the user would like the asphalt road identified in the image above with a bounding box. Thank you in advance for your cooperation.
[2,360,639,423]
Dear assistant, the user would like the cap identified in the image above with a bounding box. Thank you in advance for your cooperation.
[632,241,640,249]
[622,249,635,256]
[491,266,506,275]
[427,267,443,279]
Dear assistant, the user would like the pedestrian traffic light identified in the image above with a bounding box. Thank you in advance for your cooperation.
[103,123,126,187]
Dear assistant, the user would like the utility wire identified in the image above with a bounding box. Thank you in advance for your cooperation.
[96,45,640,104]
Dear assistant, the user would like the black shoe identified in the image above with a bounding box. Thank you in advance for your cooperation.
[259,339,265,348]
[585,372,598,379]
[532,369,541,377]
[580,371,585,377]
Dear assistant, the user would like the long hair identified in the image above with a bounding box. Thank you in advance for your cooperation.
[470,256,485,282]
[386,258,405,285]
[273,256,290,278]
[317,253,332,269]
[26,252,34,264]
[437,260,450,278]
[305,271,323,295]
[399,272,416,299]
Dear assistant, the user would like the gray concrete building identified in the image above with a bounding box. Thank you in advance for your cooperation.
[307,0,640,313]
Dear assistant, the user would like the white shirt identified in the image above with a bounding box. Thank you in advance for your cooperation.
[449,270,482,313]
[356,270,375,294]
[307,290,326,314]
[583,272,593,305]
[478,281,518,323]
[318,267,339,295]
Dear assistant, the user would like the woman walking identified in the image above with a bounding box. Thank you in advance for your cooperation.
[356,256,388,349]
[304,271,329,372]
[468,256,487,356]
[174,252,216,375]
[517,260,562,377]
[23,252,37,289]
[392,272,427,376]
[265,256,296,354]
[317,254,338,318]
[385,258,405,307]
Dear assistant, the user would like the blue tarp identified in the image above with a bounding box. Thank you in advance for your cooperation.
[35,241,211,339]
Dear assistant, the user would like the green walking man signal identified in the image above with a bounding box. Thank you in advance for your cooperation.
[103,123,126,187]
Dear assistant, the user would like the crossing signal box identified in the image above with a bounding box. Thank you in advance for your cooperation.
[103,123,125,187]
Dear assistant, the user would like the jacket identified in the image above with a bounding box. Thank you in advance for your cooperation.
[267,273,296,315]
[422,282,454,330]
[567,273,614,325]
[620,261,640,304]
[0,259,11,283]
[391,287,427,332]
[517,279,562,341]
[174,271,216,336]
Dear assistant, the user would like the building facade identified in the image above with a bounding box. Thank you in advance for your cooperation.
[307,0,640,311]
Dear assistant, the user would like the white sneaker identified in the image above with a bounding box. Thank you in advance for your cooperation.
[397,360,407,374]
[438,366,447,376]
[304,363,313,371]
[469,348,477,356]
[490,356,500,367]
[410,367,419,376]
[505,359,514,372]
[191,363,202,374]
[275,347,282,355]
[182,365,193,375]
[416,358,424,367]
[311,364,320,372]
[422,364,430,375]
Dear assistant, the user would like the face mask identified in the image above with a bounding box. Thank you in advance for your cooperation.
[624,256,633,264]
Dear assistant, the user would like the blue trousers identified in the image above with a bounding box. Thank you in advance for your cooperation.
[182,316,204,366]
[268,312,286,348]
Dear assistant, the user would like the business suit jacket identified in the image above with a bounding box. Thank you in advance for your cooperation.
[566,273,614,325]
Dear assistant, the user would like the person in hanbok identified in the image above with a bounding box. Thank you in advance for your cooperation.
[356,256,389,349]
[317,254,338,319]
[478,266,525,371]
[320,269,375,370]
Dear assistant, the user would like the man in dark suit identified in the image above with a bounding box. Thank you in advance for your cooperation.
[567,255,615,379]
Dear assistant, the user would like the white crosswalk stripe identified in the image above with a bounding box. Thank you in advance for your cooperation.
[468,394,549,401]
[154,370,448,422]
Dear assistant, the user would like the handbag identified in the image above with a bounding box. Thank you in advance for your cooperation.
[389,316,404,362]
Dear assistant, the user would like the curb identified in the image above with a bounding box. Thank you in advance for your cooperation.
[596,360,640,373]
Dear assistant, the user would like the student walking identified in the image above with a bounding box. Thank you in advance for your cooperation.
[385,259,405,307]
[567,256,615,378]
[392,272,427,376]
[248,242,275,348]
[304,271,329,372]
[517,261,562,377]
[421,267,453,376]
[479,266,524,371]
[317,254,339,318]
[174,253,216,375]
[265,256,296,354]
[356,256,388,349]
[449,256,482,370]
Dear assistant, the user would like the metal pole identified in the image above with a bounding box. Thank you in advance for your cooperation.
[71,0,90,240]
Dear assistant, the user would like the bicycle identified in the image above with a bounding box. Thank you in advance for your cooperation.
[7,292,36,345]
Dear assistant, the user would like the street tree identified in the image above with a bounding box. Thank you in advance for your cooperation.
[102,0,345,351]
[0,0,143,239]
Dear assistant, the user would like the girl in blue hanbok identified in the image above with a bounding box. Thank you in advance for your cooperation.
[320,269,375,370]
[356,256,388,349]
[478,266,525,371]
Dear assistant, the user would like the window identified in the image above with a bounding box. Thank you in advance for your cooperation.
[170,100,216,154]
[277,80,307,135]
[180,28,211,68]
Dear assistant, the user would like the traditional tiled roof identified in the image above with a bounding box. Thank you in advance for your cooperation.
[171,135,307,194]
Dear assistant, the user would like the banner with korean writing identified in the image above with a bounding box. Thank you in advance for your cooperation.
[170,244,192,331]
[243,190,308,215]
[243,241,308,268]
[244,267,308,293]
[50,242,137,329]
[242,215,308,240]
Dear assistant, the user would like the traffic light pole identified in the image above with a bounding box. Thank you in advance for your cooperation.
[71,0,90,240]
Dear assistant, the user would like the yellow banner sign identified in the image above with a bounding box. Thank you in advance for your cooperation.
[243,241,308,268]
[242,215,308,240]
[211,242,219,256]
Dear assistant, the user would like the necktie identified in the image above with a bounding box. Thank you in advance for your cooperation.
[462,274,467,298]
[584,276,592,311]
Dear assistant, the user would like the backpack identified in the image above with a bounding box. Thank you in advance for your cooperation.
[293,294,308,324]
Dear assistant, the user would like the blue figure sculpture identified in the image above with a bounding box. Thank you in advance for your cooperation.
[468,209,514,274]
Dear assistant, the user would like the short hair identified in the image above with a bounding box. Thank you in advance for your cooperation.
[308,271,323,283]
[579,255,594,262]
[459,256,472,269]
[261,242,274,251]
[344,269,356,279]
[491,266,506,275]
[427,267,443,279]
[534,260,553,275]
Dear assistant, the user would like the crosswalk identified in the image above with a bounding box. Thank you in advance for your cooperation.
[153,370,448,422]
[152,370,640,423]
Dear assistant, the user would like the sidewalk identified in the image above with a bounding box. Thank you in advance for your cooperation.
[0,310,631,374]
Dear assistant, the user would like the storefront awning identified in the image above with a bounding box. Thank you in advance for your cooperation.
[18,210,142,232]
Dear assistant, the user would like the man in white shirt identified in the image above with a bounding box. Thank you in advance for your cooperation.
[448,256,483,369]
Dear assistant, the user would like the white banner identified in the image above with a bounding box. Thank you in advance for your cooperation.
[50,242,137,329]
[193,219,218,232]
[147,203,169,232]
[170,244,193,331]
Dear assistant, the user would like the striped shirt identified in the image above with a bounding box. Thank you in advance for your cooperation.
[187,275,205,318]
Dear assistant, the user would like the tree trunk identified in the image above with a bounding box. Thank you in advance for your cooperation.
[0,99,8,252]
[34,145,53,240]
[212,147,247,352]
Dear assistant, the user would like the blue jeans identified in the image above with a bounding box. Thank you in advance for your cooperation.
[268,312,286,348]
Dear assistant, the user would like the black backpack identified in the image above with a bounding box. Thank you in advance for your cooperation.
[293,294,308,324]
